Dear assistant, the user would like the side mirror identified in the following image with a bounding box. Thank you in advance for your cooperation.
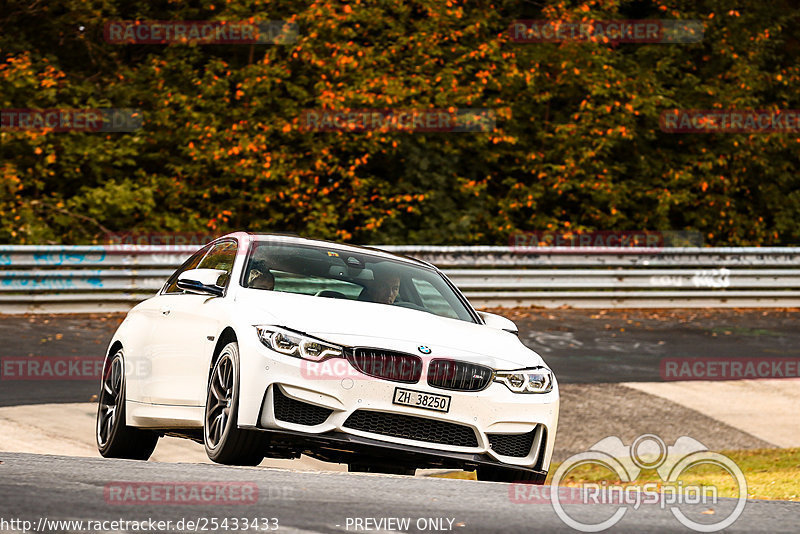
[177,268,226,297]
[478,311,519,335]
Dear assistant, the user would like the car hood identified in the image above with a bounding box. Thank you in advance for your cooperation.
[235,289,545,370]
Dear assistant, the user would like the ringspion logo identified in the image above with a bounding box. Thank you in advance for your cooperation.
[547,434,747,532]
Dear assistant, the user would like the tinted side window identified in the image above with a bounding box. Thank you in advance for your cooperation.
[163,246,210,294]
[197,241,238,287]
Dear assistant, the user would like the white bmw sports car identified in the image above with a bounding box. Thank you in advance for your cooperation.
[96,233,559,483]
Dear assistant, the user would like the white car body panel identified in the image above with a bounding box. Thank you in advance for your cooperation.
[108,232,559,473]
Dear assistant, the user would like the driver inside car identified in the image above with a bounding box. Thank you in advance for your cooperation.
[359,268,400,304]
[248,269,275,290]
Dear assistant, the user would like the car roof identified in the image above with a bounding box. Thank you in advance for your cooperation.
[241,232,434,269]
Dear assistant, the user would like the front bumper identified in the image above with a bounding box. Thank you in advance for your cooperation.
[237,332,559,472]
[252,425,548,482]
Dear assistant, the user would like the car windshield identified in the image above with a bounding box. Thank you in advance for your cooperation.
[242,240,476,323]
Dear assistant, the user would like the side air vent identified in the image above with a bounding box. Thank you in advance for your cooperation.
[487,428,538,458]
[273,386,332,426]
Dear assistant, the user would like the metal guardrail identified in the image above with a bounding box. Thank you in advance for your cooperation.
[1,245,800,313]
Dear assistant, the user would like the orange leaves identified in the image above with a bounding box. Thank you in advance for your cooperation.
[336,229,353,241]
[0,1,787,248]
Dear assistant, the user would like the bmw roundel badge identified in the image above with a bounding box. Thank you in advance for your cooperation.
[418,345,432,354]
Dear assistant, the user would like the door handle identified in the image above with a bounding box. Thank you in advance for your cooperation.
[160,307,171,316]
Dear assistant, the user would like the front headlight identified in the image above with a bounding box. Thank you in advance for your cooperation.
[494,367,553,394]
[255,326,343,361]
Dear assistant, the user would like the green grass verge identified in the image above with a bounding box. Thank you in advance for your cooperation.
[429,448,800,501]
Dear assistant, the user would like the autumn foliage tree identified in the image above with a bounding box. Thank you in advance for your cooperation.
[1,0,798,245]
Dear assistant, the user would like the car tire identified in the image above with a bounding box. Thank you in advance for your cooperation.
[476,465,546,485]
[204,342,264,466]
[96,349,159,460]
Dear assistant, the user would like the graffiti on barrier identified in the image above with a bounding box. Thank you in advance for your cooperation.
[32,251,107,266]
[0,277,104,289]
[692,268,730,288]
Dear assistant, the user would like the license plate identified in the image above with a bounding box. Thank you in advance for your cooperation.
[393,388,451,413]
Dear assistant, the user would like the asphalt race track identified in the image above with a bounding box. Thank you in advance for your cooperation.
[1,452,797,534]
[514,308,800,383]
[1,309,798,533]
[2,309,799,405]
